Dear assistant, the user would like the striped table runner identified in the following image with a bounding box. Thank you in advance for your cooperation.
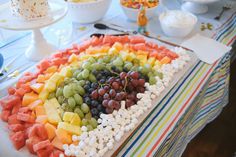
[116,13,236,157]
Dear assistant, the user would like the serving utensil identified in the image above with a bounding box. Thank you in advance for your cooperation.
[93,23,193,52]
[214,2,232,20]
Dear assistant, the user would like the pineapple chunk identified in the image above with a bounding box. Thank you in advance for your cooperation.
[126,53,136,62]
[39,88,49,102]
[70,114,81,126]
[44,98,62,125]
[137,55,147,65]
[60,67,72,78]
[44,81,56,93]
[63,112,81,126]
[49,72,64,83]
[108,47,119,56]
[120,51,129,61]
[63,112,75,122]
[58,122,81,135]
[147,57,156,67]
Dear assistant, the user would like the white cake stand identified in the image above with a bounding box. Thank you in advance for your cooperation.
[0,1,68,61]
[181,0,220,14]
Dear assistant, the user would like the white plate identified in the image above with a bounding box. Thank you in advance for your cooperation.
[0,0,67,30]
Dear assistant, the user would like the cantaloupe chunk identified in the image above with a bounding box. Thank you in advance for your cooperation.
[22,92,39,106]
[35,106,46,116]
[28,99,43,110]
[113,42,123,51]
[36,115,48,124]
[30,83,44,94]
[44,98,62,125]
[45,123,56,141]
[55,128,72,144]
[51,136,63,150]
[58,122,81,135]
[68,54,78,63]
[160,56,171,64]
[45,66,58,74]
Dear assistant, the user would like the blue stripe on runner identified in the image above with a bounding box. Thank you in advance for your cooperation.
[121,61,201,156]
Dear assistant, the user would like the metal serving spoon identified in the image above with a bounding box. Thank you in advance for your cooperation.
[94,23,138,35]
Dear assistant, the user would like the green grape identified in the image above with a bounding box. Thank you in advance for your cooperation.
[68,97,76,108]
[130,66,138,71]
[81,118,88,126]
[103,55,111,63]
[61,103,69,110]
[73,70,81,78]
[152,71,163,79]
[75,85,85,96]
[144,64,152,71]
[88,57,96,63]
[138,66,148,74]
[56,88,63,98]
[64,77,71,85]
[74,94,83,105]
[82,62,92,70]
[81,103,89,113]
[149,76,157,85]
[76,73,83,80]
[63,85,73,98]
[48,92,56,99]
[88,73,96,82]
[116,66,123,72]
[97,58,104,63]
[93,63,105,70]
[148,72,154,78]
[85,112,92,119]
[86,125,93,131]
[82,69,90,79]
[113,57,123,66]
[124,62,133,70]
[74,107,84,119]
[78,80,86,86]
[89,118,98,128]
[57,96,64,104]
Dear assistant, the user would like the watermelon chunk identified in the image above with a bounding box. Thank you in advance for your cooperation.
[10,131,26,150]
[33,139,51,152]
[26,137,42,154]
[36,144,54,157]
[8,87,16,95]
[0,95,21,110]
[8,124,25,132]
[17,113,35,123]
[1,109,11,122]
[28,124,48,140]
[8,114,21,125]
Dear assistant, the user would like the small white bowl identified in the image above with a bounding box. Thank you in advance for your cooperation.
[67,0,111,24]
[121,5,158,21]
[159,10,197,38]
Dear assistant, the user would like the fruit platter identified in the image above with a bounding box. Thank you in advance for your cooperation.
[0,35,196,157]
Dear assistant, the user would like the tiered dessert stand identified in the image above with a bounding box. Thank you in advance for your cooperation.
[0,1,67,61]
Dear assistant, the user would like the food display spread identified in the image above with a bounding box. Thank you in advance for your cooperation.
[10,0,49,20]
[0,35,190,157]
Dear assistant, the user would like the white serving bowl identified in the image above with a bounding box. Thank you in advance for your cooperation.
[67,0,111,24]
[121,5,158,21]
[159,10,197,38]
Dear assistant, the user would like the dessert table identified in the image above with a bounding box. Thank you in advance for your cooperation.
[0,0,235,157]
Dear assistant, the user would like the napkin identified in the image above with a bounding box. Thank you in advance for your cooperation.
[181,34,232,64]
